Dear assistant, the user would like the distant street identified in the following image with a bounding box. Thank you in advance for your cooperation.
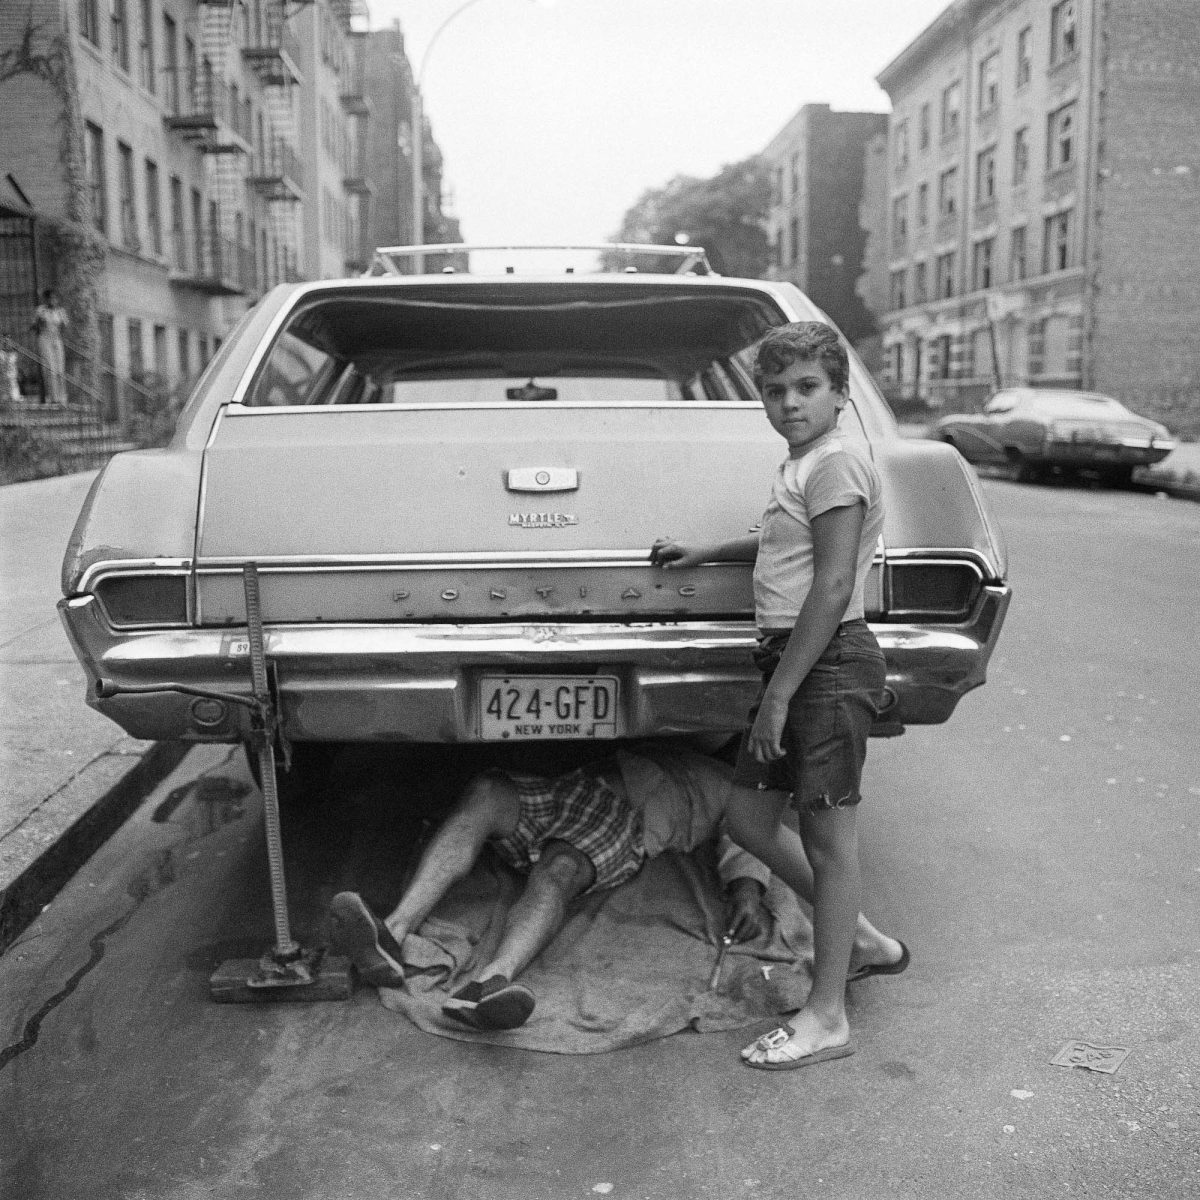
[2,476,1198,1200]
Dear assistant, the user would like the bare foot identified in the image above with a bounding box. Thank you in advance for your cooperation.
[741,1007,851,1066]
[848,934,908,979]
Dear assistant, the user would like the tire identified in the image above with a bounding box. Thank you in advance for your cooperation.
[1008,451,1044,483]
[1098,465,1135,489]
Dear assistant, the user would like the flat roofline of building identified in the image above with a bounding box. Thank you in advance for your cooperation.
[876,0,1000,92]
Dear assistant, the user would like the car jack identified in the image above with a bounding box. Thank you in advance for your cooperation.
[96,562,351,1003]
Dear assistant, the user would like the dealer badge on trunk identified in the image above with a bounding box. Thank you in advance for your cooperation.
[509,512,578,528]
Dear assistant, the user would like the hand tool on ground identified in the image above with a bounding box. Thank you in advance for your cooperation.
[96,562,350,1002]
[708,933,733,990]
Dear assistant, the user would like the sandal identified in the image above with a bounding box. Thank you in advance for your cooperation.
[741,1026,855,1071]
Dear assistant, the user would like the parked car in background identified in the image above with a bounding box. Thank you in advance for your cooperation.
[59,244,1011,791]
[933,387,1176,486]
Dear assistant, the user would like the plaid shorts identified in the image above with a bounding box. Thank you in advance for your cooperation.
[489,761,646,893]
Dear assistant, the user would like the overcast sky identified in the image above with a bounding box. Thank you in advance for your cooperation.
[365,0,951,247]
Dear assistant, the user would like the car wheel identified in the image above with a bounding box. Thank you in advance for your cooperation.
[243,740,340,805]
[1008,451,1044,483]
[1099,465,1135,489]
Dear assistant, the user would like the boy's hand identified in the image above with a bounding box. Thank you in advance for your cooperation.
[650,538,703,569]
[747,694,788,763]
[724,878,767,942]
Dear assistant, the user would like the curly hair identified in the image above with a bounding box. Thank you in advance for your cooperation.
[753,321,849,393]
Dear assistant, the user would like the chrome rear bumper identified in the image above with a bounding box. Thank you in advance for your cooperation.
[59,585,1010,743]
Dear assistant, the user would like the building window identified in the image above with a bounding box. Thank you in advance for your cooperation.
[891,194,908,252]
[978,51,1000,114]
[127,318,144,381]
[177,329,190,382]
[1043,209,1073,272]
[894,120,910,172]
[169,175,184,268]
[976,147,997,204]
[889,268,907,311]
[938,166,959,218]
[138,0,154,91]
[162,13,178,110]
[918,102,931,150]
[109,0,129,72]
[935,252,956,299]
[972,238,995,290]
[887,343,904,385]
[153,324,167,377]
[1016,25,1032,87]
[1010,226,1028,281]
[191,187,203,272]
[916,181,929,227]
[144,158,161,256]
[84,121,107,234]
[1013,126,1030,186]
[1050,1,1078,66]
[789,216,800,265]
[79,0,100,46]
[940,80,962,139]
[914,260,928,304]
[117,141,138,251]
[790,152,800,198]
[933,333,953,380]
[772,166,783,206]
[1047,102,1077,170]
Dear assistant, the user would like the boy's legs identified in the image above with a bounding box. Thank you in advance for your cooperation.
[723,784,902,975]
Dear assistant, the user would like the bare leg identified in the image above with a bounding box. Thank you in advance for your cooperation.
[384,774,520,943]
[740,804,861,1065]
[475,839,596,982]
[724,785,903,973]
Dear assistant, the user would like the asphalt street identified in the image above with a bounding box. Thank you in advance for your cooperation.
[1,474,1197,1199]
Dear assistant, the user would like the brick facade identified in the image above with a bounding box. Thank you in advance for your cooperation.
[867,0,1200,434]
[762,104,887,347]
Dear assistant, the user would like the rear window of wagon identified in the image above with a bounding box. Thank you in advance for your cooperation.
[243,282,791,408]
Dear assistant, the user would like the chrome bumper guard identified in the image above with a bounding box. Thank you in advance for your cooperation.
[60,585,1011,743]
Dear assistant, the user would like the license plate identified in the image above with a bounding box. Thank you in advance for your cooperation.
[479,675,619,740]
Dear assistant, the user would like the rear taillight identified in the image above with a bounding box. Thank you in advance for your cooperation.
[94,574,189,627]
[885,560,983,621]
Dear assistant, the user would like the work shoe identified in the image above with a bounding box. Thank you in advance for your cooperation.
[442,975,536,1030]
[328,892,406,988]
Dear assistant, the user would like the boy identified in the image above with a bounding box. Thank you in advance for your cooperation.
[651,321,907,1070]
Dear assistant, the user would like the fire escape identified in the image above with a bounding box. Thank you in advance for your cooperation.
[243,0,307,284]
[163,0,253,295]
[331,1,372,273]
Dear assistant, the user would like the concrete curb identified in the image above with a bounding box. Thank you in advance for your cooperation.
[0,740,192,956]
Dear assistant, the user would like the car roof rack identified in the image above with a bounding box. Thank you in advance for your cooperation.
[368,243,713,277]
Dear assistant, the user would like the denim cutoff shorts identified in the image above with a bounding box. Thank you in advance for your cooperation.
[732,619,887,810]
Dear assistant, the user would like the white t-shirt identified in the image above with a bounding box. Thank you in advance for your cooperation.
[752,431,884,630]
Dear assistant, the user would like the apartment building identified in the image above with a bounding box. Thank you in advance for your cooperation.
[870,0,1200,433]
[0,0,460,418]
[763,104,887,350]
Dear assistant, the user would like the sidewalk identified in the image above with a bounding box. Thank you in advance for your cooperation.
[897,422,1200,498]
[0,471,188,953]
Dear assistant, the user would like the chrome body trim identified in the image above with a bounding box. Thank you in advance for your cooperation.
[59,585,1010,743]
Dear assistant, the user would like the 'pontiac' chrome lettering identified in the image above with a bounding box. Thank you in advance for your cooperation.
[677,585,697,597]
[509,513,578,529]
[392,590,411,601]
[621,588,642,600]
[490,588,507,600]
[535,586,555,600]
[441,589,459,601]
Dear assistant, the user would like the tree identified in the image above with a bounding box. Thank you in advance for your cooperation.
[609,156,771,277]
